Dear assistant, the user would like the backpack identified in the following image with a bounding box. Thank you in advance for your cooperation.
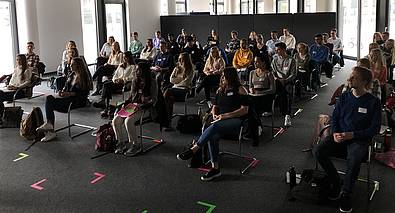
[95,122,116,152]
[20,107,44,140]
[290,169,330,204]
[176,114,202,134]
[1,106,23,128]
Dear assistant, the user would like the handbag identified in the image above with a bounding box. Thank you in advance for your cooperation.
[1,106,23,128]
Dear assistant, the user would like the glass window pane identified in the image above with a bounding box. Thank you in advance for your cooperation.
[290,0,297,13]
[339,0,358,57]
[304,0,316,13]
[188,0,213,14]
[390,0,395,37]
[278,0,288,13]
[257,0,276,14]
[0,1,14,75]
[105,4,125,51]
[360,0,376,57]
[161,0,168,15]
[176,0,186,13]
[80,0,98,64]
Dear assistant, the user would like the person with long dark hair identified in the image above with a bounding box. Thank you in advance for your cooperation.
[177,67,249,181]
[37,57,93,142]
[0,54,32,125]
[112,62,158,156]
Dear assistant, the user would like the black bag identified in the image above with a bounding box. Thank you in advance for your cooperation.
[176,114,202,134]
[290,169,330,204]
[1,106,23,128]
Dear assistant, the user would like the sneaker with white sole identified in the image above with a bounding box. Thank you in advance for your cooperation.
[36,122,54,132]
[201,168,222,181]
[284,115,292,127]
[41,131,57,142]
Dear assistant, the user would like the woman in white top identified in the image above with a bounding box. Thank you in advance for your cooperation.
[0,54,32,124]
[139,39,157,61]
[196,46,225,103]
[92,41,123,95]
[163,52,194,124]
[93,51,138,117]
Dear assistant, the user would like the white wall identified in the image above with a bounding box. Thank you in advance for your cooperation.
[127,0,161,45]
[35,0,84,72]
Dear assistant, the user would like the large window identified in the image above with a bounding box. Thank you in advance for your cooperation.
[256,0,276,14]
[241,0,253,14]
[80,0,98,64]
[161,0,168,15]
[360,0,376,56]
[217,0,225,14]
[277,0,288,13]
[304,0,316,12]
[105,3,125,51]
[339,0,358,57]
[176,0,187,14]
[390,0,395,37]
[0,0,17,75]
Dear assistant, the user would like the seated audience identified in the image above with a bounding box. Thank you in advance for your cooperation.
[93,51,137,112]
[203,29,220,54]
[266,31,280,56]
[153,30,165,49]
[176,28,188,51]
[139,38,157,61]
[92,41,123,95]
[382,31,390,43]
[191,34,203,49]
[248,31,257,48]
[26,41,40,72]
[0,54,32,125]
[196,46,226,104]
[163,52,194,124]
[251,34,270,70]
[279,28,296,55]
[37,57,92,142]
[183,36,204,73]
[128,32,144,59]
[176,67,249,181]
[369,48,387,86]
[310,34,329,90]
[232,39,253,82]
[225,30,240,63]
[383,39,395,82]
[314,66,380,213]
[248,56,276,146]
[97,36,115,67]
[328,29,344,67]
[54,47,79,92]
[322,33,334,60]
[167,33,180,58]
[112,62,158,156]
[373,32,385,45]
[61,41,78,72]
[151,41,174,90]
[272,42,297,127]
[294,42,312,91]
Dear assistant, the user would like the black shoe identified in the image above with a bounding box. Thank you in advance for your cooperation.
[201,168,221,181]
[93,100,106,109]
[124,144,142,157]
[328,180,341,200]
[339,193,353,213]
[100,109,109,118]
[114,143,127,154]
[177,149,194,161]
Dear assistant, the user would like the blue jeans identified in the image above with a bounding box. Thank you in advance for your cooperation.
[196,118,243,163]
[313,136,368,194]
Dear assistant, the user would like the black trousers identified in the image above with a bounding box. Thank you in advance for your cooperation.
[92,64,117,91]
[45,95,86,125]
[101,80,124,100]
[197,74,221,101]
[248,94,275,144]
[275,80,291,116]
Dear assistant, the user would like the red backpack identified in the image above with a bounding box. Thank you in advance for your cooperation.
[95,122,116,152]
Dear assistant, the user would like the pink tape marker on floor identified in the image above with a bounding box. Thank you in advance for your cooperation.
[90,172,105,184]
[31,178,47,191]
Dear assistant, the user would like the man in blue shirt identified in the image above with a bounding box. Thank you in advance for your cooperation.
[314,66,381,213]
[310,34,329,90]
[151,41,174,90]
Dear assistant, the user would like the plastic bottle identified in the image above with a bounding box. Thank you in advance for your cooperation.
[384,128,392,152]
[289,166,296,190]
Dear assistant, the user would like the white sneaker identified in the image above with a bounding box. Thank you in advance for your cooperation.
[207,101,212,108]
[284,115,292,127]
[41,131,57,142]
[36,122,54,132]
[261,112,272,117]
[258,126,263,136]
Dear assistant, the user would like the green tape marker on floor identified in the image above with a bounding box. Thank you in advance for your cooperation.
[197,201,216,213]
[141,210,148,213]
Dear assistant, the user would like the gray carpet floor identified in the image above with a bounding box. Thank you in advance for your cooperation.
[1,60,394,213]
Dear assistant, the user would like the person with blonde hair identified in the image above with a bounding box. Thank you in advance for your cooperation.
[369,48,387,86]
[196,46,226,104]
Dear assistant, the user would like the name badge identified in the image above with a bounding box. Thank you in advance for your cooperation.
[138,89,143,94]
[284,67,289,71]
[157,59,162,62]
[358,107,367,114]
[191,51,195,54]
[243,55,248,59]
[226,92,234,96]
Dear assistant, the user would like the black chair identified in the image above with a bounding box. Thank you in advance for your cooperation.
[316,125,380,201]
[55,101,97,140]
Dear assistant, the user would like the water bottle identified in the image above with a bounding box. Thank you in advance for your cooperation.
[384,128,392,152]
[289,166,296,190]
